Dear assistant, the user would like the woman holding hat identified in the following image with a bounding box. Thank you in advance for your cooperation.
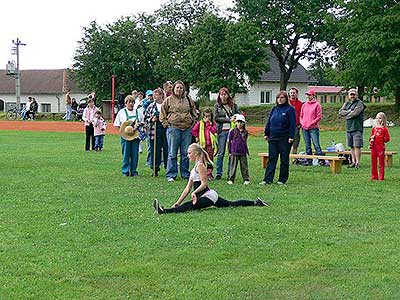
[114,95,144,176]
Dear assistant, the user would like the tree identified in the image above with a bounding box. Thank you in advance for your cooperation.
[182,14,268,96]
[335,0,400,106]
[73,18,157,102]
[234,0,337,90]
[308,57,339,86]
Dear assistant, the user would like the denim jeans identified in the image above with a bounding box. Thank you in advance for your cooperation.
[95,135,104,149]
[121,137,140,175]
[216,130,230,177]
[166,126,192,179]
[65,104,72,120]
[302,128,323,155]
[263,138,292,183]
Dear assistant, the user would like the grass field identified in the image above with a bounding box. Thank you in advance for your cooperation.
[1,128,399,300]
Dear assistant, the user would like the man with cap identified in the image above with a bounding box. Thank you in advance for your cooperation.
[114,95,144,176]
[338,88,366,168]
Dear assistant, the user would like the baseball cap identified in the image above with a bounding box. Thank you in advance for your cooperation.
[146,90,153,96]
[305,90,316,96]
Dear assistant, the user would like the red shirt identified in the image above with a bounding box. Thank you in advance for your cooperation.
[289,98,303,126]
[369,126,390,148]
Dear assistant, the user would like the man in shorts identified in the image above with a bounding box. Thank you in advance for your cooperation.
[338,88,366,168]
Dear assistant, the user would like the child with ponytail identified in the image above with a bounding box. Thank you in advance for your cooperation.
[152,143,269,214]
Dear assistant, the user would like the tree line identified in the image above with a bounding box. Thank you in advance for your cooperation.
[72,0,400,107]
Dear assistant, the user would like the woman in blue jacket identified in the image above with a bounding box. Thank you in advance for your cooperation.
[260,91,296,185]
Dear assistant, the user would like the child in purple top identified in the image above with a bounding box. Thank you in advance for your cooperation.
[227,114,250,185]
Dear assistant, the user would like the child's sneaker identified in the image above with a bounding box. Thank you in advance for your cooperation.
[227,180,233,185]
[243,181,250,185]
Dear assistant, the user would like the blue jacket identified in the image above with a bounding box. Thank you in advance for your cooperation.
[264,103,296,141]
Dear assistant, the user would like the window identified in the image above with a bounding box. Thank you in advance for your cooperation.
[260,90,272,104]
[320,95,327,103]
[330,95,336,103]
[41,103,51,112]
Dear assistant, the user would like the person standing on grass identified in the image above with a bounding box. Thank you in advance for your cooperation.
[192,108,217,181]
[338,88,366,168]
[114,95,144,177]
[260,91,296,185]
[160,80,198,182]
[214,87,240,180]
[63,89,72,121]
[369,112,390,181]
[227,114,250,185]
[144,88,168,177]
[288,87,303,158]
[82,98,98,151]
[300,89,324,166]
[93,110,107,151]
[152,143,269,214]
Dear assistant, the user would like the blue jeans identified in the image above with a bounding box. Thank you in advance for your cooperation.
[302,128,323,155]
[216,130,230,177]
[166,127,192,179]
[121,138,140,175]
[64,104,72,120]
[95,135,104,149]
[263,138,292,183]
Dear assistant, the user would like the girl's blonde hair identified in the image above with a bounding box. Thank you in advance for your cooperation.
[375,112,387,127]
[188,143,214,166]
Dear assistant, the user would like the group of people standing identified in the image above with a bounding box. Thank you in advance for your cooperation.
[113,81,247,183]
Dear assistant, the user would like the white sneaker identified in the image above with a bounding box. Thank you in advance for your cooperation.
[243,181,250,185]
[277,181,285,185]
[227,180,233,185]
[167,178,175,182]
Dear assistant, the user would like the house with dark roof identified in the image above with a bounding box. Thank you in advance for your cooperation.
[232,54,316,106]
[0,69,88,112]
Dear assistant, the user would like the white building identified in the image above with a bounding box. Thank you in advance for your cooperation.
[210,55,316,106]
[0,69,87,112]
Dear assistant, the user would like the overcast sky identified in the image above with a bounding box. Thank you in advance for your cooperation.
[1,0,233,70]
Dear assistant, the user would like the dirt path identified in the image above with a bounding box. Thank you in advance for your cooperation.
[0,120,264,136]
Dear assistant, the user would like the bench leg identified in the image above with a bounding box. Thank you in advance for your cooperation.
[329,160,342,174]
[385,155,393,167]
[261,157,269,169]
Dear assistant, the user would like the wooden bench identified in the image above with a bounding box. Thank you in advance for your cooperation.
[258,153,346,174]
[321,150,397,167]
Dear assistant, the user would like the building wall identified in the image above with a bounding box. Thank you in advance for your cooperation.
[0,93,87,112]
[235,82,309,106]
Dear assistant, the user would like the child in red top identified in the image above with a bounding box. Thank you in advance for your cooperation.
[192,108,217,180]
[369,112,390,180]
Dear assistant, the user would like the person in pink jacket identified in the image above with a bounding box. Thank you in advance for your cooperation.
[192,108,217,180]
[300,90,323,164]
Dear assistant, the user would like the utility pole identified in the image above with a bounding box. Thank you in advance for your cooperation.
[11,38,26,108]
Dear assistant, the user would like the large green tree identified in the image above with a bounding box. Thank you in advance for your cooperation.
[182,14,268,96]
[73,18,157,101]
[234,0,337,90]
[335,0,400,106]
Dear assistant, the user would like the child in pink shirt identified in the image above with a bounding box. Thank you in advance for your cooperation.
[93,110,107,151]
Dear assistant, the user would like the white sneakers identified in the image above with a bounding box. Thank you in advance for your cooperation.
[227,180,250,185]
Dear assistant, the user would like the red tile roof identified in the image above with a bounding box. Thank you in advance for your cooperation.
[308,86,345,93]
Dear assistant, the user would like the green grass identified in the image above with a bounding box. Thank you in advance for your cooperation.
[0,128,399,300]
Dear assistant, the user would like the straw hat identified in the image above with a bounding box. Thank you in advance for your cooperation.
[119,120,139,141]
